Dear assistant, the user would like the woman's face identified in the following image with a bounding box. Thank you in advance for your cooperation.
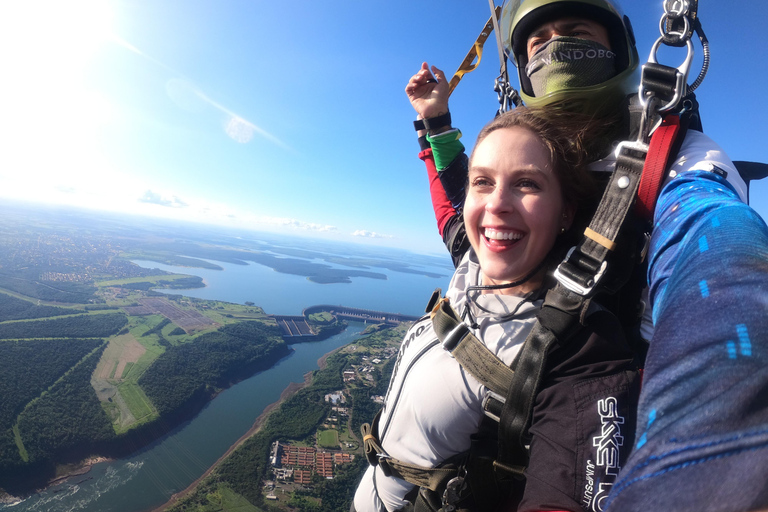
[464,126,572,293]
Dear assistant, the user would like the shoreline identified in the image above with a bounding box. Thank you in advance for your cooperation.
[0,456,113,506]
[48,456,113,487]
[154,344,345,512]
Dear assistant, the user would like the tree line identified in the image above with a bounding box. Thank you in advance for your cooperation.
[0,273,97,303]
[0,344,114,492]
[0,338,102,431]
[139,321,290,417]
[0,294,73,322]
[0,312,127,339]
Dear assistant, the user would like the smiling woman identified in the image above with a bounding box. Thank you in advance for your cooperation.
[353,108,641,512]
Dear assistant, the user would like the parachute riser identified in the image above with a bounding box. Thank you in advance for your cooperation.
[639,0,708,140]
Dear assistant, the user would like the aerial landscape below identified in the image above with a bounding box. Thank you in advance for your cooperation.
[0,201,446,511]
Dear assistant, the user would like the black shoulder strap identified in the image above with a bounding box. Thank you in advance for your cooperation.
[495,285,592,472]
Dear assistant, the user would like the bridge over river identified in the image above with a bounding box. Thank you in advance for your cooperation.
[272,305,421,338]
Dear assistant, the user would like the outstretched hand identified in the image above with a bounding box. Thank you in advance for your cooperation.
[405,62,450,120]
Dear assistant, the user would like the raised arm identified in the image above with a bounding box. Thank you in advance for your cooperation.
[407,63,470,266]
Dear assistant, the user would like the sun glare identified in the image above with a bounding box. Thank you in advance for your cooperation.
[1,0,117,204]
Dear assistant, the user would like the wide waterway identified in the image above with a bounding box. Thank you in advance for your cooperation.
[4,323,367,512]
[2,255,452,512]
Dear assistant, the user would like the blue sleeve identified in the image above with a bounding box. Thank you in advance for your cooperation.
[606,170,768,511]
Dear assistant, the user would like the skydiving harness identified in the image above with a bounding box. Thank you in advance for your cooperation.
[364,3,756,511]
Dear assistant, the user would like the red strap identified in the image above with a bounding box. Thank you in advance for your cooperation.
[635,115,681,221]
[419,148,456,237]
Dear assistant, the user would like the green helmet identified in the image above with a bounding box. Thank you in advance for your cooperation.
[500,0,639,110]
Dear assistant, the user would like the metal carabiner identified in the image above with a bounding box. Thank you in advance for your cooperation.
[644,37,694,113]
[441,470,467,512]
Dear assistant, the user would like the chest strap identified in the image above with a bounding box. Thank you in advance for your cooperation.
[361,410,463,493]
[428,286,590,474]
[429,296,515,399]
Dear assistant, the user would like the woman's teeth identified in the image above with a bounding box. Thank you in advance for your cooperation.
[484,228,522,241]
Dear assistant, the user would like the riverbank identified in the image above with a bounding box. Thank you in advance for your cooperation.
[49,456,113,487]
[0,456,113,506]
[155,344,345,512]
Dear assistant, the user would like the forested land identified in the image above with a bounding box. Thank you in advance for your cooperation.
[115,276,204,291]
[15,344,114,465]
[0,339,103,432]
[0,344,114,491]
[0,294,74,322]
[139,321,291,417]
[0,312,127,339]
[0,274,97,304]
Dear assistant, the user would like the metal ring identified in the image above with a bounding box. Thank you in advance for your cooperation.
[664,0,690,19]
[659,12,691,41]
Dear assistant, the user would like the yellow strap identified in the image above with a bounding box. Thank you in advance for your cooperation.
[447,6,500,96]
[584,227,617,251]
[363,434,376,443]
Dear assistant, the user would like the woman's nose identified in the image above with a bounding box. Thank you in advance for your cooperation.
[485,187,514,215]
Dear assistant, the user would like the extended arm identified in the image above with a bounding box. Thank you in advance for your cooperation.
[605,168,768,511]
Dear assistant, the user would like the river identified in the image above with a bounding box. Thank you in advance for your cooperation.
[2,254,452,512]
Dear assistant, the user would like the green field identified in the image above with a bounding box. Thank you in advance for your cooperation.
[317,429,339,449]
[118,382,156,422]
[96,273,197,288]
[206,485,263,512]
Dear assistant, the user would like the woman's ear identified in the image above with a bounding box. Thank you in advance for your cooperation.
[562,203,576,231]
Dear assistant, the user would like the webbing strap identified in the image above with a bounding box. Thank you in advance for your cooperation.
[447,7,501,95]
[554,137,648,295]
[497,285,588,468]
[430,298,515,396]
[636,115,682,221]
[361,414,459,491]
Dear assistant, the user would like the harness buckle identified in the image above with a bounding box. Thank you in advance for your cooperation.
[441,322,470,352]
[481,391,505,422]
[643,37,694,113]
[441,475,467,512]
[376,454,393,477]
[553,247,608,297]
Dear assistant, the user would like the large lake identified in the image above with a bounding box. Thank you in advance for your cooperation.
[133,254,453,317]
[3,248,454,512]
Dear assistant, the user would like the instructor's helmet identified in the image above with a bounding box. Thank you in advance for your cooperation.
[500,0,639,110]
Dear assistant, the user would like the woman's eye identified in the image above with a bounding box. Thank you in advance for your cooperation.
[517,179,540,191]
[470,178,495,191]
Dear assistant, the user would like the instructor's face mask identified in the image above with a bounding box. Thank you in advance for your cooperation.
[525,37,617,97]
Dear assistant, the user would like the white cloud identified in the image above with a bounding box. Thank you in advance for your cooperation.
[351,230,394,239]
[261,217,338,233]
[138,190,188,208]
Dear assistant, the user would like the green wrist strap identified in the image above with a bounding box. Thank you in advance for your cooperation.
[427,130,464,171]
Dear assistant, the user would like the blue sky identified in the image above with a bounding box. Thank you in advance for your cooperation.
[1,0,766,255]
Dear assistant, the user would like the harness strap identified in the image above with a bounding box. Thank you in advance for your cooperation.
[447,7,501,96]
[430,298,515,396]
[496,111,687,469]
[361,411,461,492]
[496,284,590,469]
[636,115,683,221]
